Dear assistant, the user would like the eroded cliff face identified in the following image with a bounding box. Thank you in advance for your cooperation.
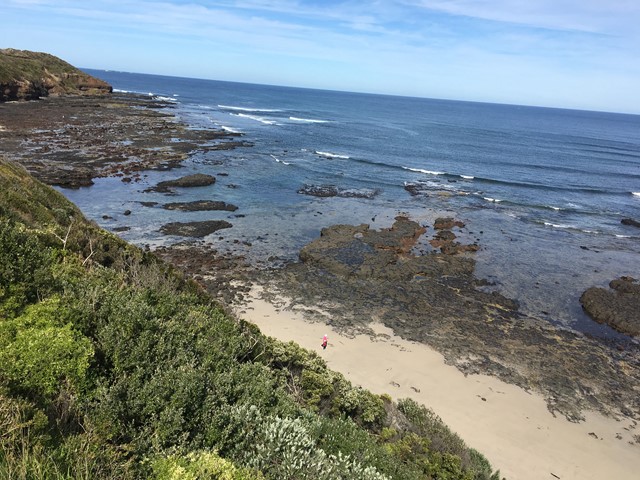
[0,48,112,101]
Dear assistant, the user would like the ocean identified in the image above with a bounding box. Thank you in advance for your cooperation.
[67,69,640,339]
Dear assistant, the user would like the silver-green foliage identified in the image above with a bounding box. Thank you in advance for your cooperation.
[232,405,388,480]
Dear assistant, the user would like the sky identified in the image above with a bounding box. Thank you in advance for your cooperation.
[2,0,640,113]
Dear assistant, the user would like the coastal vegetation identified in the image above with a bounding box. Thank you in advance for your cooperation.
[0,157,503,479]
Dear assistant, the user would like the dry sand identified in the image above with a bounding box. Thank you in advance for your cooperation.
[235,286,640,480]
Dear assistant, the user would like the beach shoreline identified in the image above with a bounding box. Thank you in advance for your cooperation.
[235,285,640,480]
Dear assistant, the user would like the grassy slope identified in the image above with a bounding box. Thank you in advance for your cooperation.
[0,49,78,82]
[0,49,111,99]
[0,158,502,480]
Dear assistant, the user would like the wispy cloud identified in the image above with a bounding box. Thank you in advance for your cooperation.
[405,0,640,34]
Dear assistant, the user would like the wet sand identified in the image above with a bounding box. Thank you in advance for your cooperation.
[236,286,640,480]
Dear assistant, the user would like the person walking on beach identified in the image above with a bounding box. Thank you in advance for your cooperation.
[321,334,328,350]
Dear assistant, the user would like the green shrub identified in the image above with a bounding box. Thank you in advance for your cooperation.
[397,398,500,479]
[0,219,55,317]
[151,450,263,480]
[0,298,94,399]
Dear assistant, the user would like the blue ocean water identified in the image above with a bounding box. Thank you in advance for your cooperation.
[68,70,640,338]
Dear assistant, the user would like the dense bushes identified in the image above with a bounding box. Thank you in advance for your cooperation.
[0,162,503,479]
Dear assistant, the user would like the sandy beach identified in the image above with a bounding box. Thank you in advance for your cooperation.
[236,286,640,480]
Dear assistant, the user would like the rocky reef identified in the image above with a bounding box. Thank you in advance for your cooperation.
[261,216,640,421]
[160,220,232,237]
[0,92,248,188]
[0,48,112,101]
[581,276,640,336]
[297,184,379,199]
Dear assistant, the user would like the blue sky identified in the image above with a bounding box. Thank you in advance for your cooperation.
[3,0,640,113]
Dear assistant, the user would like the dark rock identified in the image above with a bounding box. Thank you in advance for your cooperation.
[150,174,216,193]
[112,226,130,232]
[621,218,640,228]
[403,182,423,196]
[140,201,158,207]
[123,209,131,216]
[162,200,238,212]
[435,230,456,242]
[580,276,640,336]
[434,217,465,230]
[160,220,232,237]
[298,184,339,197]
[297,184,379,199]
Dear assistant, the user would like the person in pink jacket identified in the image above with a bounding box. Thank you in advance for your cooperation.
[321,334,328,350]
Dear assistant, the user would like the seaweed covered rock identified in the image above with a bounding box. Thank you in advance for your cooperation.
[580,276,640,336]
[160,219,232,237]
[150,174,216,193]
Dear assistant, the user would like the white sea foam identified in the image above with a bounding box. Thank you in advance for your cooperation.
[483,197,502,203]
[616,234,632,238]
[154,95,178,103]
[270,154,291,165]
[547,206,562,211]
[633,192,640,197]
[113,88,130,93]
[315,151,350,159]
[544,222,568,228]
[542,222,584,230]
[460,175,475,180]
[402,166,445,175]
[289,116,329,123]
[219,104,282,113]
[221,126,241,134]
[231,113,277,125]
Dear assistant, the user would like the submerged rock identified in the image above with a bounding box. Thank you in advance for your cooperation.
[580,276,640,336]
[297,184,379,199]
[434,217,465,230]
[621,218,640,228]
[160,220,232,237]
[163,200,238,212]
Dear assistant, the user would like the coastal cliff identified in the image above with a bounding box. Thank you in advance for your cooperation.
[0,48,112,101]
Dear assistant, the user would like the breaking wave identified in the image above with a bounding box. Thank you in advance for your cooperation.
[402,166,445,175]
[315,151,350,159]
[231,113,277,125]
[290,116,329,123]
[219,105,282,113]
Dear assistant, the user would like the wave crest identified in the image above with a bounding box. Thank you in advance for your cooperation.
[315,151,350,159]
[402,166,445,175]
[219,104,282,113]
[290,116,329,123]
